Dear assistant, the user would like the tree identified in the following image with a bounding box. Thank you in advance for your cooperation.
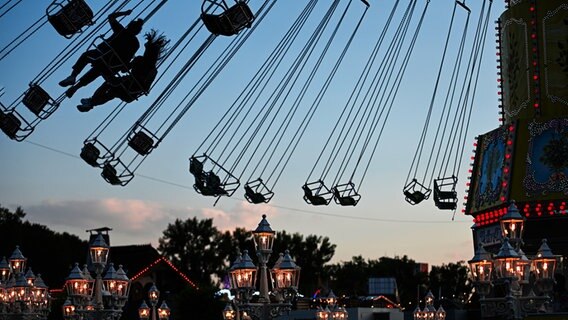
[0,205,87,289]
[428,261,472,309]
[271,231,336,296]
[158,217,227,286]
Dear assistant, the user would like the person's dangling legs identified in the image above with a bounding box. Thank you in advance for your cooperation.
[59,49,101,87]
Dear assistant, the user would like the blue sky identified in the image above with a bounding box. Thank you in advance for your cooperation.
[0,0,505,267]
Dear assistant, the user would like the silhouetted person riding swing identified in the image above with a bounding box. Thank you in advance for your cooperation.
[76,30,169,112]
[59,9,143,98]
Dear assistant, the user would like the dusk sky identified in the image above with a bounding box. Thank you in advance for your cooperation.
[0,0,506,267]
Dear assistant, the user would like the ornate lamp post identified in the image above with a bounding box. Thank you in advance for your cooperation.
[468,202,559,319]
[412,291,445,320]
[0,246,50,320]
[138,284,170,320]
[63,228,131,320]
[225,215,300,320]
[315,289,348,320]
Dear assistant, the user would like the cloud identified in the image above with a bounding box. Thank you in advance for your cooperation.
[21,198,280,246]
[24,199,185,246]
[202,201,279,231]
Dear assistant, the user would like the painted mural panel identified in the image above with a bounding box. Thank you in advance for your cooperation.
[500,6,531,120]
[468,127,510,213]
[543,3,568,107]
[524,118,568,196]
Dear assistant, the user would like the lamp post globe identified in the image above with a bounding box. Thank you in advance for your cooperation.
[138,300,150,320]
[157,301,171,320]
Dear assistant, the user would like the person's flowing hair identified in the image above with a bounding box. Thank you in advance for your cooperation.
[143,29,170,66]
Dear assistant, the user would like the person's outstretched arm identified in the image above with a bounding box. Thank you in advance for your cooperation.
[108,10,132,32]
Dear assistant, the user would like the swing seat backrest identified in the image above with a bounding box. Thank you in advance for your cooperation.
[101,163,122,186]
[22,84,52,116]
[244,179,273,204]
[433,177,457,201]
[403,179,431,205]
[47,0,94,38]
[245,185,266,204]
[128,131,155,156]
[80,142,101,167]
[201,2,254,36]
[332,183,361,206]
[0,111,21,140]
[302,182,331,206]
[190,157,205,177]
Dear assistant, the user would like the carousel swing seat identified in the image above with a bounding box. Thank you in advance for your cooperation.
[127,128,158,156]
[302,180,332,206]
[433,176,458,210]
[80,139,114,168]
[201,0,254,36]
[244,178,274,204]
[189,155,240,197]
[403,179,431,205]
[101,159,134,186]
[0,110,22,140]
[22,84,57,118]
[332,182,361,207]
[80,142,101,167]
[47,0,94,38]
[194,172,228,196]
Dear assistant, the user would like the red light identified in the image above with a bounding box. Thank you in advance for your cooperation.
[504,167,510,173]
[508,125,514,131]
[507,140,512,145]
[525,213,530,217]
[500,196,506,201]
[534,103,539,108]
[530,6,535,11]
[505,154,511,159]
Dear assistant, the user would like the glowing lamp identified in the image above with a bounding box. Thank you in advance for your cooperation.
[222,304,235,320]
[252,215,275,252]
[103,263,129,298]
[316,306,331,320]
[413,306,422,320]
[494,238,520,279]
[271,250,301,291]
[62,299,76,318]
[500,201,524,243]
[514,249,531,284]
[532,239,557,280]
[32,274,48,303]
[8,246,26,274]
[436,305,446,320]
[149,283,160,307]
[425,305,436,320]
[158,301,171,320]
[115,264,131,298]
[229,250,257,289]
[0,256,10,282]
[13,273,30,302]
[138,300,150,320]
[89,233,109,266]
[24,268,35,286]
[331,306,348,319]
[468,243,493,283]
[65,263,89,297]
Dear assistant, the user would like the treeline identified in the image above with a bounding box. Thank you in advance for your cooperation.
[0,205,471,314]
